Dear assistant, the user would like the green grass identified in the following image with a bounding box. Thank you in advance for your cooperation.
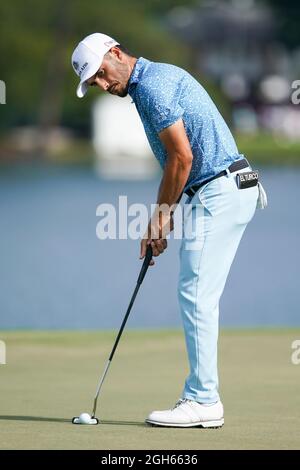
[0,329,300,450]
[235,132,300,166]
[2,131,299,167]
[40,132,300,166]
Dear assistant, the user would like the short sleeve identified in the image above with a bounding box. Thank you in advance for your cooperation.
[138,82,184,133]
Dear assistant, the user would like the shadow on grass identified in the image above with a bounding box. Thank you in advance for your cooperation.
[0,415,146,427]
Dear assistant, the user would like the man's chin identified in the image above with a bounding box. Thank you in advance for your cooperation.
[117,82,129,98]
[108,89,128,97]
[108,82,129,98]
[117,88,128,98]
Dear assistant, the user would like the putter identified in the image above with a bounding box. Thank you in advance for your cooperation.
[72,244,153,425]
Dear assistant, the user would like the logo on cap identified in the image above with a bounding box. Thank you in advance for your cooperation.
[79,62,88,77]
[104,40,115,47]
[73,61,79,71]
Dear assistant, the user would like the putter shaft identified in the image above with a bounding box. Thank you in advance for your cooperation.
[91,245,153,418]
[92,359,111,417]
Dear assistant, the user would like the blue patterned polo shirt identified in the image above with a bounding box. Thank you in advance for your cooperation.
[128,57,244,191]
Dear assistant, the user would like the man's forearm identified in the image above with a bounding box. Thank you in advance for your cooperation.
[156,153,192,207]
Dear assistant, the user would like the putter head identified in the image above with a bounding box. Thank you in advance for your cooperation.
[72,414,99,425]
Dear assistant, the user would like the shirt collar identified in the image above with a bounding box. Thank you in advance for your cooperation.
[128,57,151,89]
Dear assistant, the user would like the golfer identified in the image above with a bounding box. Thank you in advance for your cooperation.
[71,33,267,428]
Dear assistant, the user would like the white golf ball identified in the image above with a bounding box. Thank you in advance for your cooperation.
[79,412,91,424]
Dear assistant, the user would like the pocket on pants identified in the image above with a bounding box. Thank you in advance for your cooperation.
[196,178,221,217]
[237,185,258,224]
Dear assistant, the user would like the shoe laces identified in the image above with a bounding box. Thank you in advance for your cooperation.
[173,398,189,409]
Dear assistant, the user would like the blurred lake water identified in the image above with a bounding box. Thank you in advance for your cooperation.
[0,164,299,329]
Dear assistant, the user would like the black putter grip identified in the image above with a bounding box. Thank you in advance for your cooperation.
[137,244,153,285]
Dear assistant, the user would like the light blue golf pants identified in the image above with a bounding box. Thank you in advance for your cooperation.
[178,167,259,404]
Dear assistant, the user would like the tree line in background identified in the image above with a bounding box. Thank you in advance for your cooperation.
[0,0,198,136]
[0,0,298,137]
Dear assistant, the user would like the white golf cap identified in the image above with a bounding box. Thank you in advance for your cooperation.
[71,33,119,98]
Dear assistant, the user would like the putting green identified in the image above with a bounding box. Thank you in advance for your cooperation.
[0,329,299,450]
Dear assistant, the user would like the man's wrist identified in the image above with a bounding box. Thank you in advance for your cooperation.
[148,216,173,239]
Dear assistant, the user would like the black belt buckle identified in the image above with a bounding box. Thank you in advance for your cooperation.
[236,170,259,189]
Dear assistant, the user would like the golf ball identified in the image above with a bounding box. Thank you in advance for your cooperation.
[79,412,91,424]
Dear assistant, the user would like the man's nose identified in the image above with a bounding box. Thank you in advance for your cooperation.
[94,77,109,91]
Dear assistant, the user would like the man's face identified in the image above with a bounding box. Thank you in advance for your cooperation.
[86,47,132,97]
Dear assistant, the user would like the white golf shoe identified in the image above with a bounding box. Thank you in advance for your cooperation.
[146,398,224,428]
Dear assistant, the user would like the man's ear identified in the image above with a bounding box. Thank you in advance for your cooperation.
[109,46,122,61]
